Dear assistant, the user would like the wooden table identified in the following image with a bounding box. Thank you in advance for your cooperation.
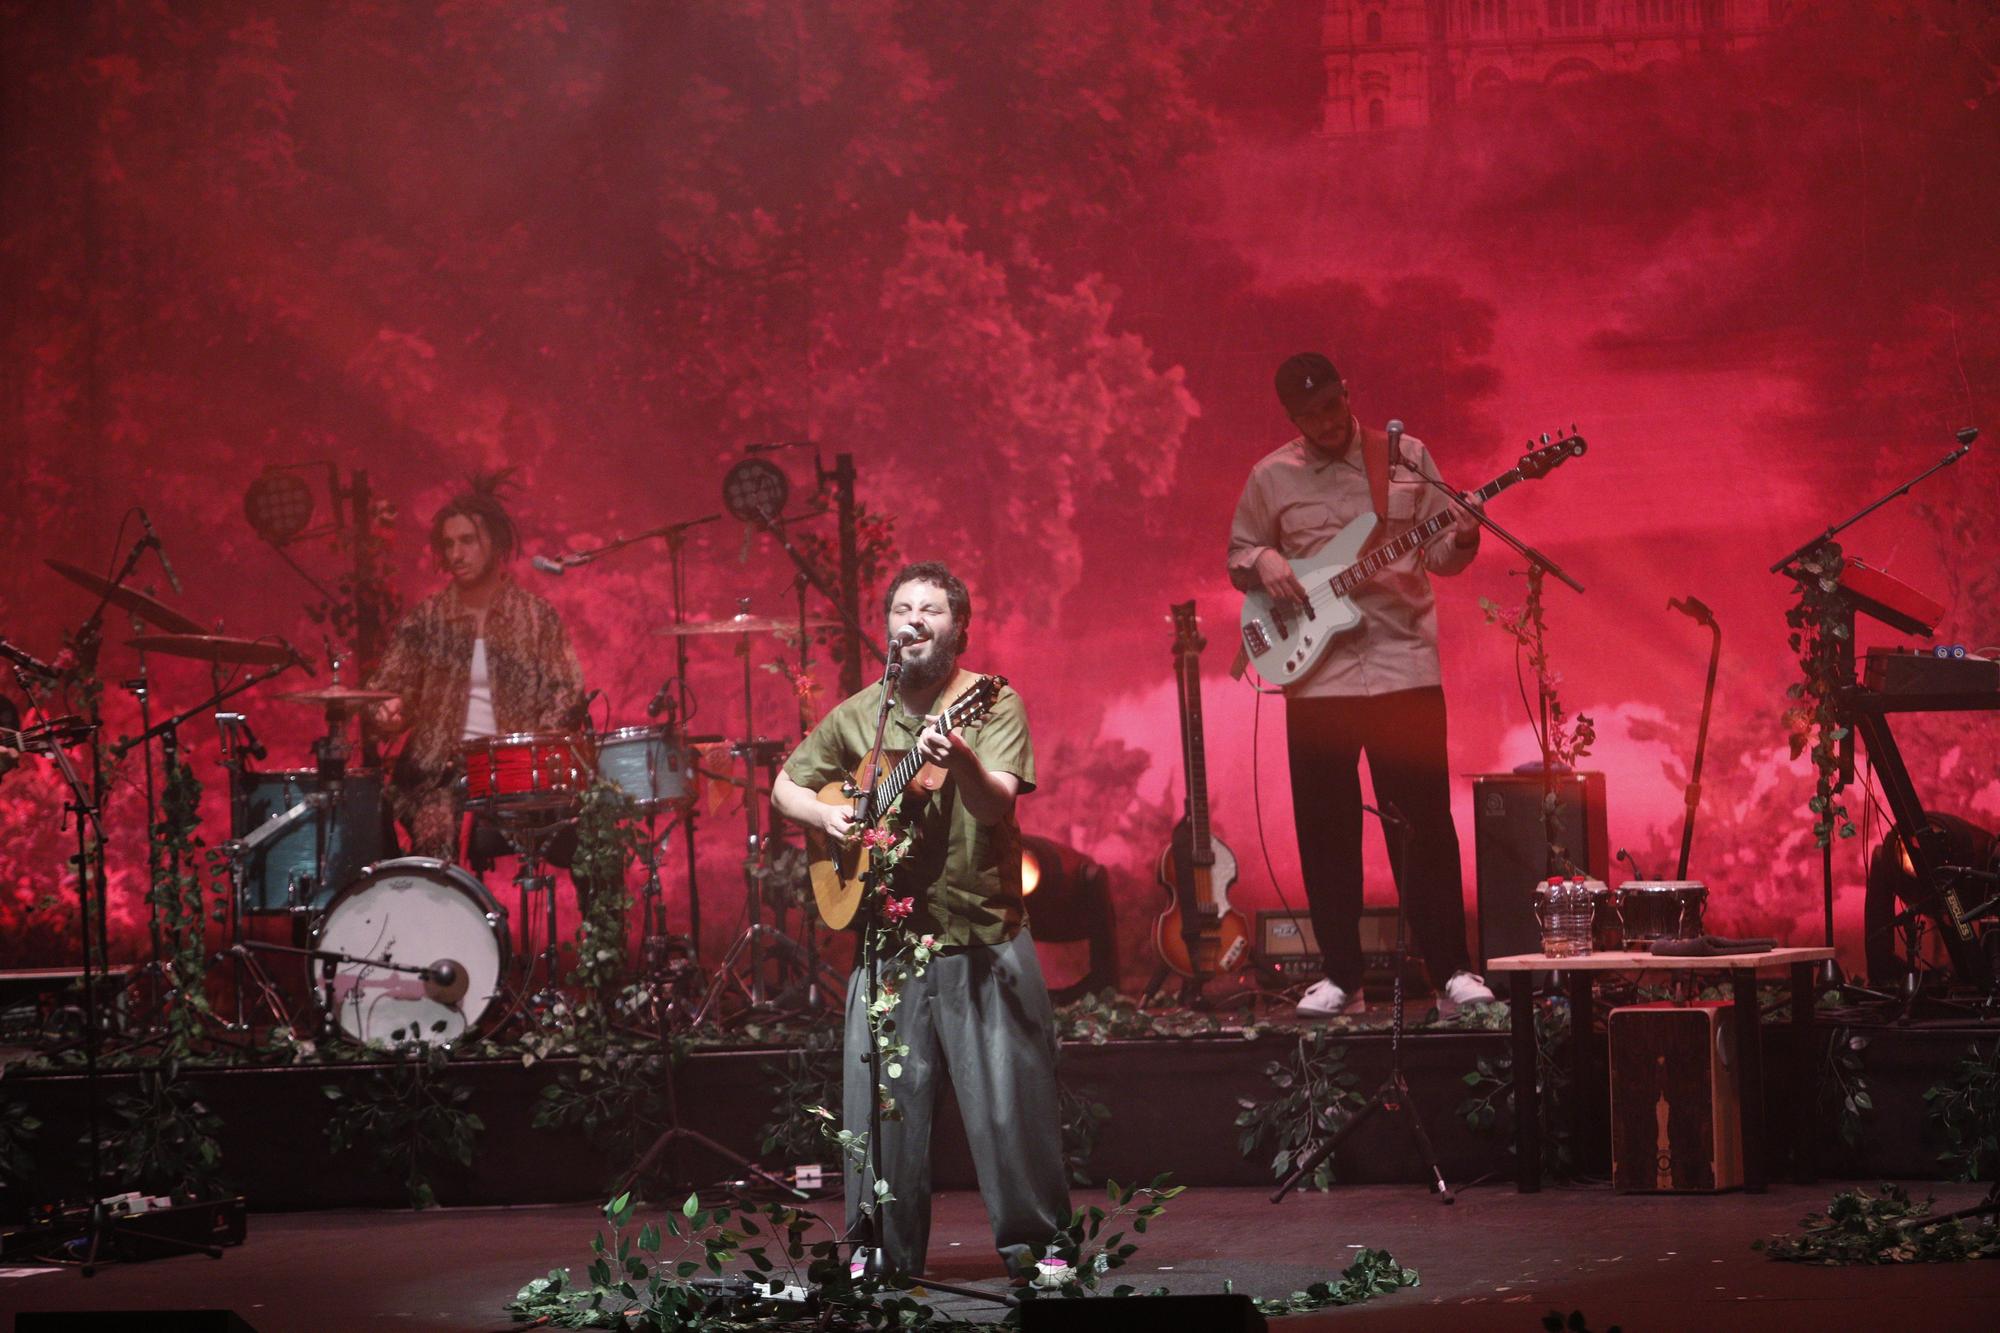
[1486,947,1835,1193]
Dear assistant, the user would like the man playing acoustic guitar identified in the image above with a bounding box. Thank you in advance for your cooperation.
[771,561,1069,1284]
[1228,352,1495,1020]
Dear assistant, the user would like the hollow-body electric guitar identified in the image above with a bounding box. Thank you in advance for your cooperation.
[1152,601,1249,984]
[805,673,1006,930]
[1239,432,1586,687]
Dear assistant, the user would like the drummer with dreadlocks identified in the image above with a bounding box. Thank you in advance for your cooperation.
[369,469,587,861]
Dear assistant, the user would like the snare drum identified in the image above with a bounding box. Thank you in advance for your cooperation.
[461,731,596,815]
[595,725,693,810]
[312,857,509,1046]
[1614,880,1708,950]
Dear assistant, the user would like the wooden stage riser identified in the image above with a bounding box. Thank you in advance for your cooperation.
[1,1025,1976,1214]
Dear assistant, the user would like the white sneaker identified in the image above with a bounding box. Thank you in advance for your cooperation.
[1294,978,1367,1018]
[1437,970,1496,1018]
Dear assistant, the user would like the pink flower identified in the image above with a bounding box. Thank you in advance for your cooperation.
[882,896,915,924]
[860,827,901,849]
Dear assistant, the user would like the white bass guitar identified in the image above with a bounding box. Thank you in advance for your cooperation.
[1239,432,1585,687]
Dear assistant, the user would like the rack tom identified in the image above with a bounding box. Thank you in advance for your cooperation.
[594,725,693,810]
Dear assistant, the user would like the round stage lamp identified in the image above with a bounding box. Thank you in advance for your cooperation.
[1019,833,1118,999]
[722,458,790,523]
[244,468,316,545]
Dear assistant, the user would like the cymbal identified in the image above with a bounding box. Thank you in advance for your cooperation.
[274,685,399,707]
[653,615,842,638]
[127,634,298,667]
[47,558,205,635]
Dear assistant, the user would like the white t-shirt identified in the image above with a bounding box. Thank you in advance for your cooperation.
[462,638,498,740]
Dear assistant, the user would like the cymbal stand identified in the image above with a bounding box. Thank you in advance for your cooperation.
[36,723,219,1272]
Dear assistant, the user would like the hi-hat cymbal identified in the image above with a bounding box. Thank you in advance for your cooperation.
[127,634,298,667]
[653,615,842,638]
[47,559,205,635]
[274,685,399,708]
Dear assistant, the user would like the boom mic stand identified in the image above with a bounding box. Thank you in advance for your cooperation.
[838,641,1011,1307]
[1769,427,1978,991]
[1273,802,1452,1205]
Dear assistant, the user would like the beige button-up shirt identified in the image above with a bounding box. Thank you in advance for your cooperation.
[1227,421,1478,698]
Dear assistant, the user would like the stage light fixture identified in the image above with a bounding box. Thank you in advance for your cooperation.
[243,467,317,545]
[722,458,790,523]
[1020,833,1118,1000]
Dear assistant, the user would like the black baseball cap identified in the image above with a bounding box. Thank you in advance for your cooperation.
[1275,353,1342,413]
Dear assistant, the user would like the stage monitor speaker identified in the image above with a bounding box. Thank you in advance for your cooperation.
[16,1314,260,1332]
[1608,1002,1742,1192]
[1020,1292,1267,1332]
[1471,771,1608,968]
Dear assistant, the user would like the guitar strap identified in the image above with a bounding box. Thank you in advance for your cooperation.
[1358,425,1391,522]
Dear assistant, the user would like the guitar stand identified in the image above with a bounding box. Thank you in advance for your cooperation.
[1272,804,1453,1206]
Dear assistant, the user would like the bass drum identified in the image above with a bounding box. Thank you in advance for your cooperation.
[312,858,509,1046]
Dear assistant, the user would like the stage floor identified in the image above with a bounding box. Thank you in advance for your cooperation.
[3,1182,1994,1331]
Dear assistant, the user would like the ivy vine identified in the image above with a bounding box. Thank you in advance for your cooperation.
[1457,993,1576,1181]
[323,1041,484,1209]
[1782,541,1857,846]
[1234,1027,1365,1192]
[1481,566,1597,871]
[1755,1183,2000,1263]
[97,1068,226,1201]
[1925,1039,2000,1182]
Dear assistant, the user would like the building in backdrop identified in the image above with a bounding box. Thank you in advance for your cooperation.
[1322,0,1787,133]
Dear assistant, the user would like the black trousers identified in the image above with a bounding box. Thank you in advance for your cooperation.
[1286,686,1473,992]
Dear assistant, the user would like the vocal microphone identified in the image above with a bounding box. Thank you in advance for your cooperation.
[1667,595,1715,628]
[136,508,183,595]
[0,636,61,680]
[530,554,568,576]
[1385,418,1404,468]
[645,678,676,719]
[1945,425,1978,462]
[890,624,926,650]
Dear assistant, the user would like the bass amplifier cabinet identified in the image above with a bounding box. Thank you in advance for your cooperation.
[1471,771,1608,968]
[1608,1002,1742,1192]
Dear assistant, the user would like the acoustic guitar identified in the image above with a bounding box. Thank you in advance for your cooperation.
[806,673,1007,929]
[1152,601,1249,983]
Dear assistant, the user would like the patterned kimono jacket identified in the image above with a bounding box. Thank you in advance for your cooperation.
[369,577,585,858]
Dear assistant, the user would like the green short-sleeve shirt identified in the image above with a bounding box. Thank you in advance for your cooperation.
[782,673,1035,947]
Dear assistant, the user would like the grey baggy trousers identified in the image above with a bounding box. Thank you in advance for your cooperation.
[842,929,1071,1278]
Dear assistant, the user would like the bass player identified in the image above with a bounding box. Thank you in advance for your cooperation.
[1227,352,1495,1019]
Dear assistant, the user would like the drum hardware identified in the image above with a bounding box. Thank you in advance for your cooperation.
[44,557,206,636]
[124,633,307,668]
[687,595,829,1025]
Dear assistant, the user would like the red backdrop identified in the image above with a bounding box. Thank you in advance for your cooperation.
[2,1,1996,983]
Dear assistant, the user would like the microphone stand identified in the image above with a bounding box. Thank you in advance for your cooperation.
[1398,434,1586,879]
[539,511,717,959]
[1767,427,1977,986]
[1668,600,1721,882]
[1273,802,1453,1205]
[837,644,1013,1306]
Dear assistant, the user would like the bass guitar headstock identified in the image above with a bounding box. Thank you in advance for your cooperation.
[1170,599,1205,659]
[1516,429,1587,481]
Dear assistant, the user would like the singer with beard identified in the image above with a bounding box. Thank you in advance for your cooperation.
[369,469,587,862]
[771,561,1068,1284]
[1228,352,1496,1021]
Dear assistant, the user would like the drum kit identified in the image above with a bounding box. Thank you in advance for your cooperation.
[10,538,854,1056]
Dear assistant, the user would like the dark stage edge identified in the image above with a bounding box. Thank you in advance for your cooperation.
[5,1019,1994,1213]
[3,1184,1997,1332]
